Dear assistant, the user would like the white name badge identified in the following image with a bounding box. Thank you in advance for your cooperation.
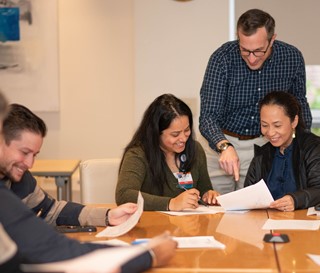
[175,172,193,189]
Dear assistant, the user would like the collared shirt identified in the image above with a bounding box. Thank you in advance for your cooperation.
[199,40,312,150]
[267,144,296,200]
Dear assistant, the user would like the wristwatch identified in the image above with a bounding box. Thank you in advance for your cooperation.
[217,142,234,153]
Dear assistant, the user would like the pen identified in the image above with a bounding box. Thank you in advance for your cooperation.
[131,239,149,245]
[180,186,209,207]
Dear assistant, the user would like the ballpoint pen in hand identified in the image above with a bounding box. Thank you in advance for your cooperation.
[180,186,209,207]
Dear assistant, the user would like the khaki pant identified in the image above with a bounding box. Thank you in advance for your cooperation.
[198,134,267,195]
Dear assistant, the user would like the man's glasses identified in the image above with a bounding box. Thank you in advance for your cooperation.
[239,41,271,57]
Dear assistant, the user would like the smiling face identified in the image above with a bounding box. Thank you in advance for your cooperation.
[160,115,191,156]
[260,104,298,153]
[0,130,43,182]
[238,27,275,70]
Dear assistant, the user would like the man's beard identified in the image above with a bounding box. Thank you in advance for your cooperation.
[3,168,24,183]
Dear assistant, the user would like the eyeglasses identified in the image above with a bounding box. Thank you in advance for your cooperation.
[239,41,271,57]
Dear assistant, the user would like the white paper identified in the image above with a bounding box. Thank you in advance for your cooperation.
[173,236,225,249]
[21,246,146,273]
[307,207,320,216]
[158,205,225,216]
[216,179,274,211]
[96,192,144,237]
[133,236,225,249]
[307,254,320,266]
[262,219,320,230]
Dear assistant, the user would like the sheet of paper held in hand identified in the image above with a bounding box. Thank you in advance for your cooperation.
[21,246,147,273]
[216,179,274,211]
[96,191,144,238]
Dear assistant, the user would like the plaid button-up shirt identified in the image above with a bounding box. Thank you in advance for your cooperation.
[199,40,312,150]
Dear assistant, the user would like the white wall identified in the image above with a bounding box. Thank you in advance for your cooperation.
[36,0,229,160]
[134,0,229,137]
[235,0,320,65]
[39,0,135,160]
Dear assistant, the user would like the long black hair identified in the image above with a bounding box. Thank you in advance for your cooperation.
[120,94,196,193]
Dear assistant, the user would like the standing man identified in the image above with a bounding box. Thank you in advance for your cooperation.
[199,9,312,194]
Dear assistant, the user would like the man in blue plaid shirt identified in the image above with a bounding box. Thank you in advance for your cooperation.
[199,9,312,194]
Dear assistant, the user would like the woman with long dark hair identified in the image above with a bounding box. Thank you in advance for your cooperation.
[116,94,219,211]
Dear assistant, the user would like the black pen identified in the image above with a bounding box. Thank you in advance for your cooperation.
[181,186,209,207]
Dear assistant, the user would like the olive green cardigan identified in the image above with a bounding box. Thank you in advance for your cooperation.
[115,141,213,211]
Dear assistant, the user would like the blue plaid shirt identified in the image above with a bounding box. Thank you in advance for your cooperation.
[199,40,312,150]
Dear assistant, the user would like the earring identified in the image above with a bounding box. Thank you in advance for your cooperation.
[292,129,296,139]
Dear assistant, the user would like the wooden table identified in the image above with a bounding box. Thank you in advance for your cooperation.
[30,159,80,201]
[66,208,320,272]
[68,209,280,273]
[268,209,320,273]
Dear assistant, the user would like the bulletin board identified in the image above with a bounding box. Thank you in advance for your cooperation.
[0,0,59,112]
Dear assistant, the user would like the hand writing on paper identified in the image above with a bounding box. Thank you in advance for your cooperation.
[169,188,200,211]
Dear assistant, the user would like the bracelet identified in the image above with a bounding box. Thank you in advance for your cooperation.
[105,209,111,226]
[148,248,158,267]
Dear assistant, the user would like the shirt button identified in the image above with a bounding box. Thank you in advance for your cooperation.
[258,88,261,91]
[251,116,254,119]
[245,129,249,132]
[259,71,261,74]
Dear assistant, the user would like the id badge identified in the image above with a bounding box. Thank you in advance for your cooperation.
[176,172,193,189]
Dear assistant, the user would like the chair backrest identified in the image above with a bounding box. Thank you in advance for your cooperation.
[79,158,121,204]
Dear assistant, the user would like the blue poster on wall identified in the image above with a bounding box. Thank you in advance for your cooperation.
[0,7,20,42]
